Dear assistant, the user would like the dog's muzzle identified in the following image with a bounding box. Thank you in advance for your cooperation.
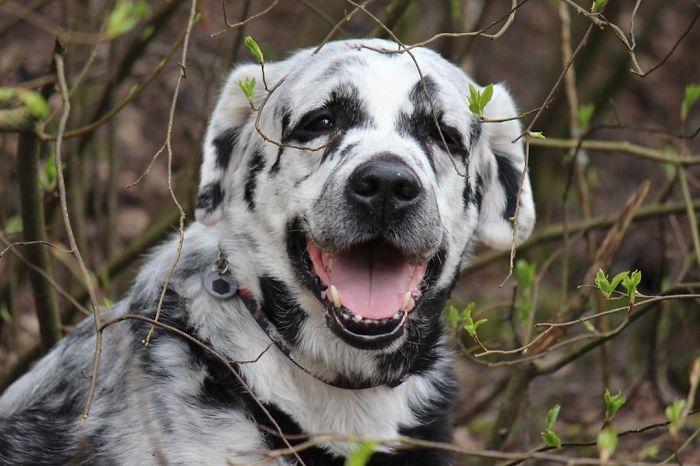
[288,153,444,350]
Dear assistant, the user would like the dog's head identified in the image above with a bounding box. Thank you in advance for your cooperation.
[195,39,534,382]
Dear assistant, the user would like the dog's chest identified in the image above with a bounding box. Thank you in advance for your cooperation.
[239,353,429,456]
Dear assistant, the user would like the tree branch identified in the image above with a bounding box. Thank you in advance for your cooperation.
[16,131,62,352]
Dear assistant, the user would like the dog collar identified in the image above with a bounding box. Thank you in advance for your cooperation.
[204,252,407,390]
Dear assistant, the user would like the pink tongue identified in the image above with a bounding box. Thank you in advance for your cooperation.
[307,240,428,319]
[331,248,404,319]
[330,244,423,320]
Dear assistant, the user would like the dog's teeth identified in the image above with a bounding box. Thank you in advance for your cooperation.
[330,285,341,308]
[353,314,363,322]
[392,311,401,320]
[400,291,412,311]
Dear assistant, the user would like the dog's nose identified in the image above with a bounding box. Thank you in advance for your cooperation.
[347,156,422,220]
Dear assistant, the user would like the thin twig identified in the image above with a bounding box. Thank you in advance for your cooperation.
[0,239,70,258]
[530,137,700,165]
[211,0,279,37]
[54,47,102,426]
[141,0,197,346]
[499,139,530,285]
[559,0,699,77]
[402,0,525,50]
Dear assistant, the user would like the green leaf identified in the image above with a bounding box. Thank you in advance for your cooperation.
[608,271,627,294]
[582,320,596,333]
[540,429,562,449]
[446,303,484,336]
[41,151,58,191]
[528,131,546,140]
[595,269,613,298]
[545,404,561,430]
[140,24,155,40]
[597,427,618,463]
[244,36,264,63]
[577,103,595,132]
[621,270,641,298]
[345,441,376,466]
[596,269,636,299]
[461,302,486,337]
[480,84,494,111]
[516,296,533,323]
[132,0,150,18]
[681,83,700,121]
[461,302,475,320]
[661,161,675,176]
[666,399,685,434]
[603,388,626,421]
[238,78,256,101]
[638,445,659,460]
[17,89,49,118]
[591,0,606,13]
[4,215,22,235]
[98,298,115,311]
[445,304,461,329]
[0,304,10,323]
[107,0,148,38]
[468,83,481,116]
[466,318,488,337]
[0,87,15,102]
[467,83,494,118]
[515,259,535,290]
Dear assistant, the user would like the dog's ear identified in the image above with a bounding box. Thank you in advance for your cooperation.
[195,63,268,225]
[475,84,535,249]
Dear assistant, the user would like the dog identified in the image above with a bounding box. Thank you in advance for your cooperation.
[0,38,534,465]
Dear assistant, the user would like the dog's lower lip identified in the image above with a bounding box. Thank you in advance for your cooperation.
[332,307,406,333]
[325,306,407,349]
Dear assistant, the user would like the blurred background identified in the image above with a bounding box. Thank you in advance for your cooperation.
[1,0,699,463]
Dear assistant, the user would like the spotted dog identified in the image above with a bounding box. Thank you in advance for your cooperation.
[0,39,534,465]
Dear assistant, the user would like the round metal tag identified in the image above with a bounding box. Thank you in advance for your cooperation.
[204,270,238,299]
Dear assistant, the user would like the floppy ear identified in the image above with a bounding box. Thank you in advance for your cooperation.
[195,63,267,225]
[475,84,535,249]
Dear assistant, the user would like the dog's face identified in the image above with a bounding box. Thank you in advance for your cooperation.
[195,39,534,380]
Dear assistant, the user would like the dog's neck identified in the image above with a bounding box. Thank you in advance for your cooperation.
[205,249,408,390]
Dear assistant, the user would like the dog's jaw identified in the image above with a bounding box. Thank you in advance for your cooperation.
[283,218,446,352]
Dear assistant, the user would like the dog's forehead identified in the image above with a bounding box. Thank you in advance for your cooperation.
[278,44,466,122]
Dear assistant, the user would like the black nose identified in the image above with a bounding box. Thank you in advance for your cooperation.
[347,156,423,220]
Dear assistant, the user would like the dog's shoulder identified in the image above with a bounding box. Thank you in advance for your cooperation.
[0,227,270,465]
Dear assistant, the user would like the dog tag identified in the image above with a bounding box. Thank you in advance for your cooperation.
[204,270,238,299]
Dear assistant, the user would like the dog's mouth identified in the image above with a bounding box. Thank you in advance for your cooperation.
[288,225,443,350]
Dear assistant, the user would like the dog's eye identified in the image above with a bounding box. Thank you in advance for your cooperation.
[433,125,463,153]
[306,115,335,132]
[289,111,336,142]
